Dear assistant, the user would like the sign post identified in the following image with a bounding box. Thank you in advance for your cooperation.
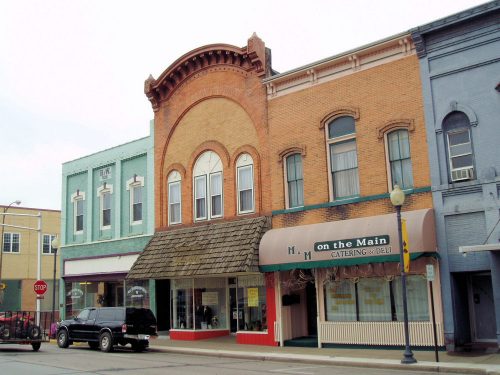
[34,279,48,300]
[426,264,439,362]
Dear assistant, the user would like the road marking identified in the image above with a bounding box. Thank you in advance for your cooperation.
[270,365,325,374]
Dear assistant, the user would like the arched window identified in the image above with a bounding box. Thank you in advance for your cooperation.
[387,129,413,189]
[193,151,223,221]
[285,153,304,208]
[236,154,254,214]
[443,111,474,182]
[326,116,359,200]
[127,175,144,225]
[168,171,182,225]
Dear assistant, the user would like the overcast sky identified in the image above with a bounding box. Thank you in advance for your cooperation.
[0,0,487,210]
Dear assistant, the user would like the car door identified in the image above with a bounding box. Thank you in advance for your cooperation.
[70,309,90,339]
[84,308,98,340]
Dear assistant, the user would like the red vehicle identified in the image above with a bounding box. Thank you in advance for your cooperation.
[0,311,47,351]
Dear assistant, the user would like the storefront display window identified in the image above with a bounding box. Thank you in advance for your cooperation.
[238,274,267,331]
[324,274,430,322]
[194,278,226,329]
[171,279,193,329]
[324,280,356,321]
[392,275,429,321]
[125,280,150,308]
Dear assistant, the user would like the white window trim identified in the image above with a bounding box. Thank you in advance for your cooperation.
[97,184,113,231]
[71,191,86,234]
[325,126,357,202]
[42,234,57,255]
[194,175,207,221]
[446,128,473,176]
[126,176,145,226]
[168,180,182,225]
[284,153,304,210]
[210,171,223,219]
[384,128,413,192]
[3,232,21,253]
[237,164,254,214]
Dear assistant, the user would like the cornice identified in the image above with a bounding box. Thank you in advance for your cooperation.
[264,34,415,99]
[145,34,268,112]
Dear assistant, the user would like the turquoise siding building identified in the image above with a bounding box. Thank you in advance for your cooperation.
[59,122,155,319]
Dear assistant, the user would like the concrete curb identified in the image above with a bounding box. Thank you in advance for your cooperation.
[150,345,500,375]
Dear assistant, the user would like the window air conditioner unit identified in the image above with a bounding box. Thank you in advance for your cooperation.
[451,168,474,182]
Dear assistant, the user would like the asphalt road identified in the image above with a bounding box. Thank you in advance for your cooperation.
[0,342,464,375]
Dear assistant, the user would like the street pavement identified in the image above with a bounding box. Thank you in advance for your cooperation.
[149,335,500,375]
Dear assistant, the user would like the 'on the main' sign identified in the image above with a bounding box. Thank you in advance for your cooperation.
[314,235,390,251]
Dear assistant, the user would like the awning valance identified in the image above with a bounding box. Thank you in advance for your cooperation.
[259,209,436,272]
[127,216,270,279]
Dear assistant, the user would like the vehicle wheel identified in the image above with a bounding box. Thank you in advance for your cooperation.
[132,341,146,352]
[57,329,70,348]
[99,332,113,352]
[28,325,41,340]
[31,342,41,351]
[88,341,99,350]
[0,325,10,339]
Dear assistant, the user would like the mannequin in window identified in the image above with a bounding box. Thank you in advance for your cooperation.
[203,305,213,327]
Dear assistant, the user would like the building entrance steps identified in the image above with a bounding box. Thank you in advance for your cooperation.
[151,335,500,374]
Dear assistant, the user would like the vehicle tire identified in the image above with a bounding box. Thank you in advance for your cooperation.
[99,332,113,352]
[132,341,146,352]
[28,325,41,340]
[31,342,41,351]
[0,325,10,339]
[88,341,99,350]
[57,329,70,348]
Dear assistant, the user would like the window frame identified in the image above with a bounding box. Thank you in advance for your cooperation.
[127,175,145,226]
[325,116,360,201]
[71,191,85,235]
[42,234,57,255]
[284,153,304,209]
[446,128,474,177]
[97,184,113,231]
[168,180,182,225]
[385,128,414,191]
[193,151,224,222]
[236,154,255,215]
[3,232,20,253]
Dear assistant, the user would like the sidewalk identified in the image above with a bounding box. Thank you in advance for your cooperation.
[150,335,500,374]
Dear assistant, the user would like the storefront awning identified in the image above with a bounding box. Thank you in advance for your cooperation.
[127,216,271,279]
[259,209,436,272]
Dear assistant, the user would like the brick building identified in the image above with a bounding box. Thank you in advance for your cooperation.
[259,33,442,348]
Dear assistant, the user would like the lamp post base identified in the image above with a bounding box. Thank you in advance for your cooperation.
[401,350,417,364]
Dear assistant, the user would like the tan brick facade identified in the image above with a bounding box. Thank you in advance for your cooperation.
[267,52,432,229]
[147,36,273,229]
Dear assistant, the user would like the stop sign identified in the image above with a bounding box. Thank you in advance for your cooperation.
[34,280,48,296]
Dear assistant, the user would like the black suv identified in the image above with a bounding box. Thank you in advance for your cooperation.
[56,307,157,352]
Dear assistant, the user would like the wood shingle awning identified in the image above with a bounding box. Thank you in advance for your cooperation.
[127,216,271,279]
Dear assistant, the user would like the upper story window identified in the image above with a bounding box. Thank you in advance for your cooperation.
[387,129,413,190]
[193,151,223,221]
[168,171,182,225]
[236,154,254,214]
[326,116,359,200]
[97,184,113,230]
[3,233,20,253]
[443,111,474,182]
[285,153,304,208]
[42,234,57,254]
[71,190,85,234]
[127,175,145,225]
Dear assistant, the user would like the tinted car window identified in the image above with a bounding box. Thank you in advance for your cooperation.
[97,308,125,322]
[77,309,90,320]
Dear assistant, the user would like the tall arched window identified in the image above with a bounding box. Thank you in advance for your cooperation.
[236,154,254,214]
[285,153,304,208]
[387,129,413,189]
[168,171,182,225]
[97,183,113,230]
[443,111,474,182]
[326,116,359,200]
[193,151,223,221]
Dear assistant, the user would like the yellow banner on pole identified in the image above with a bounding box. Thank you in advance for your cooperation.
[402,218,410,272]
